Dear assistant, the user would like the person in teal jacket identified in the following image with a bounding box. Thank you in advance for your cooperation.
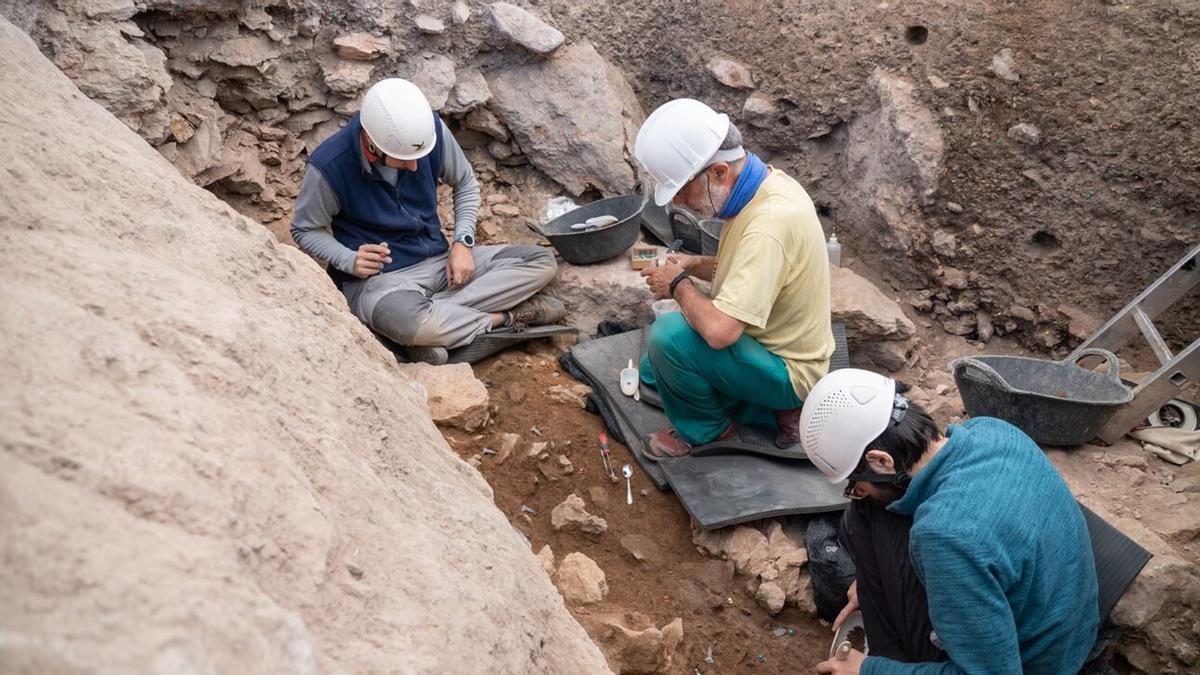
[799,369,1099,675]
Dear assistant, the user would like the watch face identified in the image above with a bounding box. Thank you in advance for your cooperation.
[458,234,475,247]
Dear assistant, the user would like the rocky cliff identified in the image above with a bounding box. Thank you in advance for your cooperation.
[0,17,611,674]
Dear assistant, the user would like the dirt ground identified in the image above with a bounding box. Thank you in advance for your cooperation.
[441,345,834,674]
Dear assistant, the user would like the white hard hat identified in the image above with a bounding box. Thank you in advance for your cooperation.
[635,98,742,207]
[800,369,897,483]
[360,78,437,161]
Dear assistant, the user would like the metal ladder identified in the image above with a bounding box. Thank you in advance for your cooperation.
[1069,243,1200,444]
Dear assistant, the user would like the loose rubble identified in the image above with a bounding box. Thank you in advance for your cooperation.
[555,552,609,604]
[552,493,609,535]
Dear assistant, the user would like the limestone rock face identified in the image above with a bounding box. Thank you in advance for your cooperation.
[488,42,645,197]
[405,51,456,111]
[46,23,172,136]
[583,614,684,674]
[830,266,917,342]
[707,56,755,89]
[487,2,565,54]
[555,552,609,604]
[394,362,490,432]
[552,493,609,535]
[0,20,610,674]
[333,32,389,61]
[693,520,815,612]
[845,69,944,260]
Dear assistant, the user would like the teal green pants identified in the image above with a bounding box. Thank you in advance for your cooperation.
[640,312,803,445]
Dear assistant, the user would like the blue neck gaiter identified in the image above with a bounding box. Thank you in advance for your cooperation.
[716,153,767,220]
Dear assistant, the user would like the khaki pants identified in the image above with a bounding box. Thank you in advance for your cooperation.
[343,245,556,349]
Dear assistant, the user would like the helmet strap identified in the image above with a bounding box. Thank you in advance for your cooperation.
[704,171,718,217]
[847,466,912,493]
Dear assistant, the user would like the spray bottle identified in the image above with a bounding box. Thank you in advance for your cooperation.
[827,231,842,267]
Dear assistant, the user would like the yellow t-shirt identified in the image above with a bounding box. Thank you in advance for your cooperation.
[710,169,834,398]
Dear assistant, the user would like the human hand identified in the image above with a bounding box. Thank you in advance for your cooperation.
[447,242,475,288]
[640,261,685,300]
[667,253,698,273]
[353,242,391,278]
[833,580,859,633]
[816,648,864,674]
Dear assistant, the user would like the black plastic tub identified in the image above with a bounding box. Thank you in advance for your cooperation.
[949,348,1134,446]
[699,218,723,256]
[532,195,644,264]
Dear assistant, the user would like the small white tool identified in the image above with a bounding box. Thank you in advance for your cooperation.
[619,359,639,401]
[829,610,867,660]
[586,215,619,228]
[622,464,633,505]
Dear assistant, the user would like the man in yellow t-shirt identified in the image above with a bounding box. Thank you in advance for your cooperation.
[633,98,834,459]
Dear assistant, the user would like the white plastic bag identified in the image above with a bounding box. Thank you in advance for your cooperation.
[540,196,579,224]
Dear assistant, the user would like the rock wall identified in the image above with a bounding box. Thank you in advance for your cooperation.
[5,0,643,243]
[0,18,611,674]
[542,0,1199,354]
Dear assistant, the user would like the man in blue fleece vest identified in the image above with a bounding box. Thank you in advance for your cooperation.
[291,78,563,364]
[800,369,1100,675]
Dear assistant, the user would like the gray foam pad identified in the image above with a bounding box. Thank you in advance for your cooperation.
[568,328,851,521]
[657,453,847,529]
[569,329,669,488]
[1080,503,1152,619]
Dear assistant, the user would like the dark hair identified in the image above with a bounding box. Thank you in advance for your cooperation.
[868,399,943,472]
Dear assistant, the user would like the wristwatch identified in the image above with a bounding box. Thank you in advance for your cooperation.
[668,270,691,298]
[454,233,475,248]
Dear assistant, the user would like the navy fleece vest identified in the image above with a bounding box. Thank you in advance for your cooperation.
[308,113,446,286]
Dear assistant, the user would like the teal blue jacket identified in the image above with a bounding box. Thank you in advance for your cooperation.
[862,418,1099,675]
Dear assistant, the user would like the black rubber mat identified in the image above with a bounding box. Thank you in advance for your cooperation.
[569,330,670,488]
[658,453,847,529]
[446,325,576,364]
[568,327,855,522]
[1079,503,1152,620]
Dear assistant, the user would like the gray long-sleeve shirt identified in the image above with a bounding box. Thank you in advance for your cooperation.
[290,119,481,275]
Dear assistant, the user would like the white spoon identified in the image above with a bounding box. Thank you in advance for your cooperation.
[622,464,633,505]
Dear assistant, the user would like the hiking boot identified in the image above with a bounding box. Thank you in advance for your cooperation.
[403,345,448,366]
[645,424,736,462]
[773,406,803,448]
[507,292,566,327]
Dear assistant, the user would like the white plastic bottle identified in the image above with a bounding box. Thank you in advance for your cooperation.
[827,232,842,267]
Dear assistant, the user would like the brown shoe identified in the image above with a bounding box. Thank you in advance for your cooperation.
[507,292,566,327]
[773,406,803,448]
[645,424,736,462]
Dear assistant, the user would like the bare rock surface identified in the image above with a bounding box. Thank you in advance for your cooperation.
[845,69,944,261]
[394,362,490,431]
[537,545,557,575]
[0,20,611,674]
[831,266,917,342]
[693,520,814,612]
[552,493,609,535]
[488,41,645,196]
[487,2,565,54]
[555,552,609,604]
[405,51,456,111]
[707,56,755,89]
[547,383,593,409]
[333,32,389,60]
[556,254,654,333]
[582,613,684,673]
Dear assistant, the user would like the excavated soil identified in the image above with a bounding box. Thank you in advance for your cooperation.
[442,347,832,673]
[544,0,1200,350]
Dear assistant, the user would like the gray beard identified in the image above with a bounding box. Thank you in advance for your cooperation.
[689,181,730,219]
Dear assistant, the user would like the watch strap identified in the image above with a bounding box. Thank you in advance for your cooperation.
[668,270,691,298]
